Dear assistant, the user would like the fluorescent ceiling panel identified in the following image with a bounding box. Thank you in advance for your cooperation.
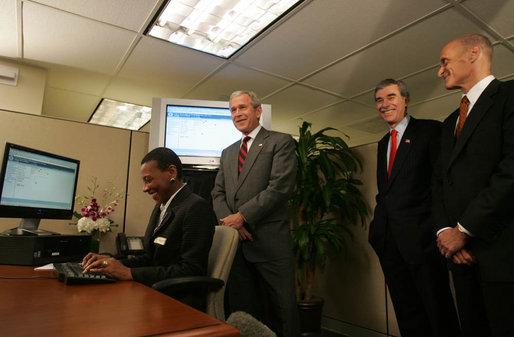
[90,98,151,130]
[147,0,302,58]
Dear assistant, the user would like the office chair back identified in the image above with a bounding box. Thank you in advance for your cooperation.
[206,225,239,320]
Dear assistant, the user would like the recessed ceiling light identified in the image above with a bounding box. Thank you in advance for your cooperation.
[147,0,302,58]
[90,99,151,131]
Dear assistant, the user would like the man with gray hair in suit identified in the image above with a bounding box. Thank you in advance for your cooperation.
[212,90,299,337]
[369,79,460,337]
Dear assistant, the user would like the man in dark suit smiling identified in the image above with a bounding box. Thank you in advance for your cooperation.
[434,33,514,337]
[369,79,460,337]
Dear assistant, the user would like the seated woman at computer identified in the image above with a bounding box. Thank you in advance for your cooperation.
[82,147,215,305]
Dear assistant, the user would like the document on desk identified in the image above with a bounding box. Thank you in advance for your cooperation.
[34,263,54,270]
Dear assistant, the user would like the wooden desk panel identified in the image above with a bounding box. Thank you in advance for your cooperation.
[0,265,239,337]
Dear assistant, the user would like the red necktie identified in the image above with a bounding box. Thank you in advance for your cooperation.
[388,129,397,179]
[455,95,469,139]
[238,136,251,177]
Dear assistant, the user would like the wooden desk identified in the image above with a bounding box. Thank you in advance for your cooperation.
[0,265,240,337]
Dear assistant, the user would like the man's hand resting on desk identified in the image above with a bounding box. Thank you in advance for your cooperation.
[82,253,133,281]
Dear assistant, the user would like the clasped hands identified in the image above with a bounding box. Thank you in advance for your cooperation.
[219,211,253,241]
[81,252,133,281]
[437,226,476,266]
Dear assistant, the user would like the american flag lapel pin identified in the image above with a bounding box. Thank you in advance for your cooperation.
[405,139,411,143]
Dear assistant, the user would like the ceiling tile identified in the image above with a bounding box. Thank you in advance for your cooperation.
[338,124,385,148]
[185,63,290,102]
[23,2,137,74]
[407,91,461,121]
[300,100,377,132]
[346,115,390,137]
[0,0,19,58]
[31,0,161,32]
[351,67,448,108]
[103,77,175,107]
[352,42,514,109]
[304,8,492,97]
[264,84,342,135]
[491,44,514,78]
[118,36,225,95]
[298,100,380,145]
[41,63,111,96]
[234,0,445,79]
[42,87,101,122]
[463,0,514,37]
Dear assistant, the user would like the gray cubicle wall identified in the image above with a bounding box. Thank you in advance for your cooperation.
[0,109,154,253]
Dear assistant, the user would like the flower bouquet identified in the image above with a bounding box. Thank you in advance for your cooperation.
[72,177,124,252]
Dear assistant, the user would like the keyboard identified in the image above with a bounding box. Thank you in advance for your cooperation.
[53,262,116,285]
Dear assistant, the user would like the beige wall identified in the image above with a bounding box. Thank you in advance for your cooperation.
[0,109,133,253]
[314,143,400,337]
[125,131,155,236]
[0,60,46,115]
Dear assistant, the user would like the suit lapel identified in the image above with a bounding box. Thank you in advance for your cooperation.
[154,208,173,235]
[448,80,499,169]
[237,128,268,186]
[387,118,415,186]
[152,186,190,236]
[225,141,240,189]
[377,136,388,189]
[148,205,161,238]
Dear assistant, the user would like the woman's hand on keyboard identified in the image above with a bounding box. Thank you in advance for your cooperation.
[82,253,133,281]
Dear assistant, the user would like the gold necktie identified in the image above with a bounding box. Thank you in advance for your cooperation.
[455,95,469,139]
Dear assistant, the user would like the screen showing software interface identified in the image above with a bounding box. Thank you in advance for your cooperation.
[165,105,241,157]
[0,148,78,210]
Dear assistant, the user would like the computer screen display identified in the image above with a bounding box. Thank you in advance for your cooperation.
[164,104,240,158]
[0,142,80,234]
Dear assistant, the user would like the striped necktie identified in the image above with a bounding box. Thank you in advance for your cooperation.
[238,136,251,177]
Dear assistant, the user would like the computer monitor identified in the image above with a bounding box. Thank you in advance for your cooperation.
[150,97,272,169]
[0,142,80,236]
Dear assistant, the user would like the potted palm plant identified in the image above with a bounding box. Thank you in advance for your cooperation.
[290,121,369,335]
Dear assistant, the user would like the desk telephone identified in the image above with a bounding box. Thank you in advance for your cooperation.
[116,233,145,256]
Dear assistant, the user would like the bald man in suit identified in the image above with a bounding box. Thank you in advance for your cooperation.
[212,91,299,337]
[434,33,514,337]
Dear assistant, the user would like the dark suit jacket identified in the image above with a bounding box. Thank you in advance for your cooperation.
[369,117,442,264]
[211,127,298,263]
[433,79,514,282]
[121,185,215,286]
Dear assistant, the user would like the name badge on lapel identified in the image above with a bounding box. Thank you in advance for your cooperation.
[154,237,167,246]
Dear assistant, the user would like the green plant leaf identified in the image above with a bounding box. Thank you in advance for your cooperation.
[290,120,370,300]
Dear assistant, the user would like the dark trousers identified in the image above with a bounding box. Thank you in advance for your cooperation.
[226,244,300,337]
[380,234,461,337]
[451,263,514,337]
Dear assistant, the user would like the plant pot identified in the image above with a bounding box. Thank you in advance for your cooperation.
[297,296,324,336]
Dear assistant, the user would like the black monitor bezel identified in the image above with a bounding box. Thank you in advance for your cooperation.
[0,142,80,220]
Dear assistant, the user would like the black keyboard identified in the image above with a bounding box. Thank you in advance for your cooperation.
[53,262,116,285]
